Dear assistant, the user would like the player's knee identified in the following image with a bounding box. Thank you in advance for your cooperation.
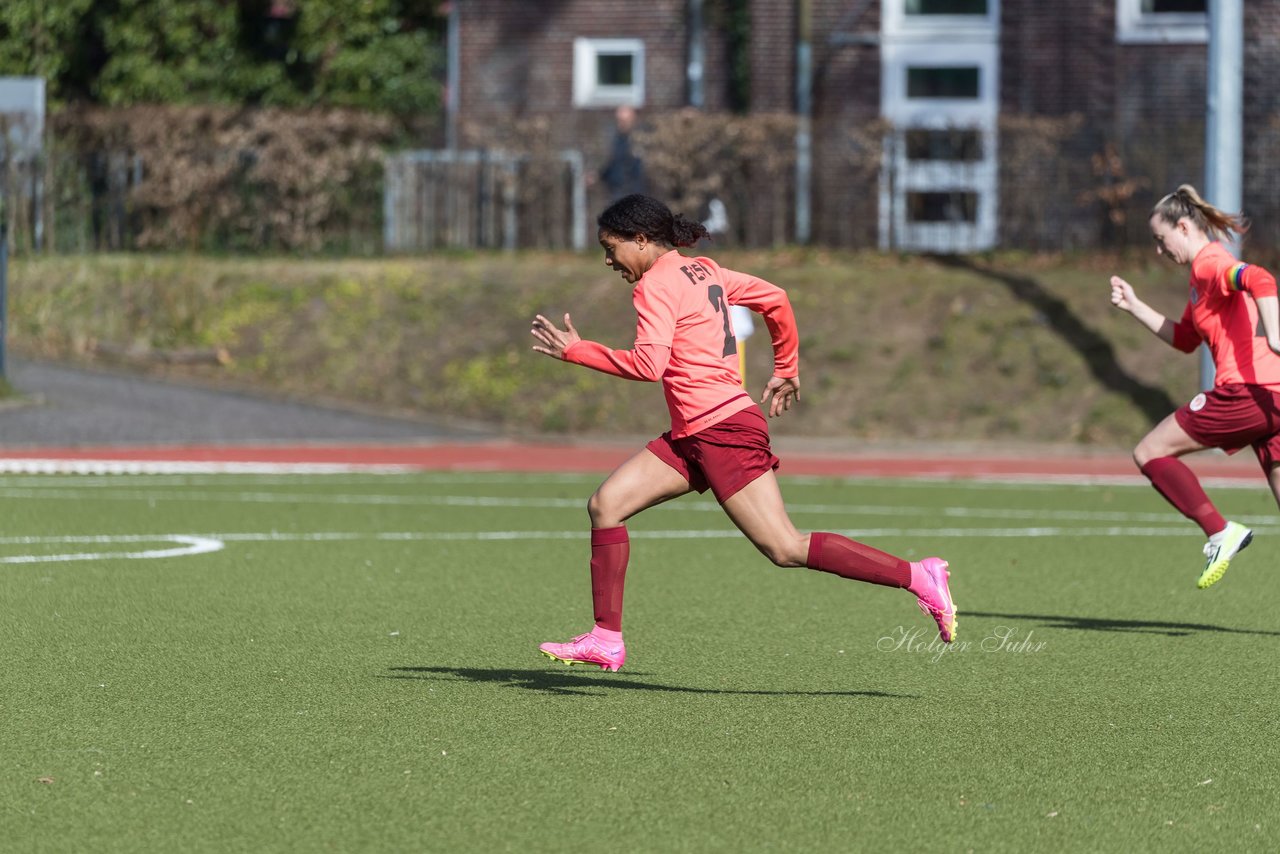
[759,538,807,568]
[586,491,605,525]
[586,490,618,527]
[1133,444,1157,469]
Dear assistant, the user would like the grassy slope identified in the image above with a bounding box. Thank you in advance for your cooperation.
[7,250,1202,446]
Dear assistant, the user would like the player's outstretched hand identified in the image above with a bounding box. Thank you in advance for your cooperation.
[761,375,800,418]
[1109,275,1136,312]
[531,313,581,360]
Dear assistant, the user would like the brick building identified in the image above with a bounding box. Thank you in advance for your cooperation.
[448,1,1279,252]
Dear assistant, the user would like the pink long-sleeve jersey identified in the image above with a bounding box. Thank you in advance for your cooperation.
[564,250,799,438]
[1168,242,1280,387]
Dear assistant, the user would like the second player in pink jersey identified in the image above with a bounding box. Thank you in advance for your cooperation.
[530,193,956,672]
[1110,184,1280,588]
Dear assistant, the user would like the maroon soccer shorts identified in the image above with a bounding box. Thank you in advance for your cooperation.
[646,406,781,503]
[1174,382,1280,469]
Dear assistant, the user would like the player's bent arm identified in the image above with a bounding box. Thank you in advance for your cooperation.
[1255,295,1280,355]
[563,340,671,382]
[720,271,799,376]
[1123,294,1185,349]
[1233,264,1280,355]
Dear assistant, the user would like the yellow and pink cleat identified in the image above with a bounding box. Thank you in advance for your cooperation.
[539,632,627,672]
[911,557,957,643]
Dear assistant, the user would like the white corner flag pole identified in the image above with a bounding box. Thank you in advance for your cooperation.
[729,305,755,388]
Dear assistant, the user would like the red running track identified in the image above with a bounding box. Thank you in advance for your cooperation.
[0,440,1265,482]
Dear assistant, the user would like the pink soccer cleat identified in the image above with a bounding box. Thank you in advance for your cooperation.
[539,632,627,672]
[911,557,957,643]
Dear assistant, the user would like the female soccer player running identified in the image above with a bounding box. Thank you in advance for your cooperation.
[530,194,955,672]
[1111,184,1280,588]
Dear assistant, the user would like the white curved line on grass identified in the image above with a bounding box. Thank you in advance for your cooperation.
[0,535,226,564]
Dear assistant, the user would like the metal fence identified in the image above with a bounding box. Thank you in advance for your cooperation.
[0,152,44,253]
[1,145,150,254]
[383,149,588,252]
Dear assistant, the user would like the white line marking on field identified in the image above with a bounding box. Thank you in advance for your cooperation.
[785,474,1261,490]
[0,460,419,476]
[4,526,1266,547]
[0,460,1262,488]
[0,535,225,564]
[0,472,602,488]
[8,520,1280,565]
[0,487,589,508]
[0,484,1272,527]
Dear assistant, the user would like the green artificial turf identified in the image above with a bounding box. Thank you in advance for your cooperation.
[3,471,1278,852]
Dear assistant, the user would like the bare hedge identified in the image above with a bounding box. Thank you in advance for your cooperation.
[6,105,1277,256]
[46,105,397,253]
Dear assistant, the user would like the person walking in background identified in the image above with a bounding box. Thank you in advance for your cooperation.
[1110,184,1280,588]
[529,193,955,672]
[597,105,647,201]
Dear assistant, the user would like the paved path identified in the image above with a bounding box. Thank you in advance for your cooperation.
[0,358,481,446]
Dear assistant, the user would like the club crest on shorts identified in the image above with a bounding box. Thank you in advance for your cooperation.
[1189,392,1207,411]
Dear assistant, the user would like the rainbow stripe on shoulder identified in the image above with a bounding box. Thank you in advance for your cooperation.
[1229,263,1251,290]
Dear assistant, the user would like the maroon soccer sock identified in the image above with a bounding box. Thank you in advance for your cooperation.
[590,525,630,632]
[805,532,912,588]
[1140,457,1226,536]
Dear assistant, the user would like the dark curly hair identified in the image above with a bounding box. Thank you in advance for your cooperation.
[597,194,709,248]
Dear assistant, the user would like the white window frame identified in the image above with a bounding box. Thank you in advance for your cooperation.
[1116,0,1207,44]
[879,39,999,251]
[882,42,999,134]
[573,38,645,108]
[883,0,999,40]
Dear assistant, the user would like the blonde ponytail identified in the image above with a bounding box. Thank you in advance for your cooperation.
[1151,184,1249,241]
